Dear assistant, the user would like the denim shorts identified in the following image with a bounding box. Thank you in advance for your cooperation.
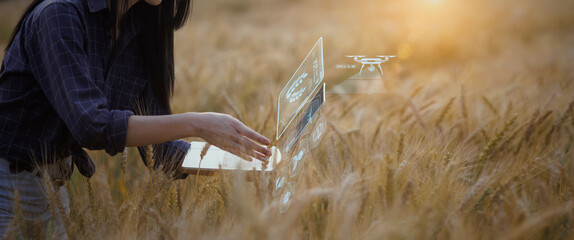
[0,158,69,239]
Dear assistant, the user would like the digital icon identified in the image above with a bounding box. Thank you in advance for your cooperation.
[285,72,308,103]
[311,117,326,146]
[273,173,287,196]
[332,54,397,95]
[273,166,289,196]
[290,149,305,176]
[346,55,396,75]
[279,182,296,213]
[283,191,292,205]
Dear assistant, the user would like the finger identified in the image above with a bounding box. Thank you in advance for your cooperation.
[229,143,253,162]
[239,137,272,157]
[238,144,268,162]
[210,138,247,162]
[232,140,271,162]
[236,123,271,145]
[237,153,253,162]
[251,151,269,163]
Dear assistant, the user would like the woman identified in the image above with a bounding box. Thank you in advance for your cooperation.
[0,0,272,237]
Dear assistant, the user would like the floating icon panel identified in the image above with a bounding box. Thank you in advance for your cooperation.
[277,38,324,140]
[283,85,325,154]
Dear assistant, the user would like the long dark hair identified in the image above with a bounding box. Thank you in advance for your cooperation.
[5,0,193,113]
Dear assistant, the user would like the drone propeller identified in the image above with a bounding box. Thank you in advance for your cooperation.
[346,55,367,62]
[377,55,397,61]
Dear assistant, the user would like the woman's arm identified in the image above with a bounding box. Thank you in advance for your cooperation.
[24,3,270,162]
[126,112,272,161]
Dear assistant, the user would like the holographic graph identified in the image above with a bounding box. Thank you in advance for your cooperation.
[181,38,327,213]
[277,38,324,140]
[273,38,326,213]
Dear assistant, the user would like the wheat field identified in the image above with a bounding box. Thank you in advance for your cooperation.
[1,0,574,239]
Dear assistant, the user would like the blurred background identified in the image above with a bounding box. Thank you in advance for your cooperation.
[163,0,574,134]
[1,0,574,238]
[2,0,573,111]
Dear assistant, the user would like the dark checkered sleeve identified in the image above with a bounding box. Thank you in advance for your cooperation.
[26,3,133,155]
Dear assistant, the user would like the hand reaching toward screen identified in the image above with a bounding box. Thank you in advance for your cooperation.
[190,112,272,162]
[126,112,272,162]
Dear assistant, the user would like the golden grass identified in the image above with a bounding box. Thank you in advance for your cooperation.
[1,0,574,239]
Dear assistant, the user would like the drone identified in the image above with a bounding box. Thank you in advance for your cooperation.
[346,55,396,75]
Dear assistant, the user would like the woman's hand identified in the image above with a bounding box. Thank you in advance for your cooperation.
[126,112,272,162]
[188,112,272,162]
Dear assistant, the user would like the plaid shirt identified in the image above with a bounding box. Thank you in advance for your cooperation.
[0,0,189,176]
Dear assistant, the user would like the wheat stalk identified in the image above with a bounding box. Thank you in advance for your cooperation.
[436,97,456,131]
[524,109,540,143]
[460,83,468,119]
[120,147,128,175]
[396,130,406,164]
[475,114,518,180]
[370,119,384,149]
[385,165,395,208]
[555,99,574,131]
[481,95,499,116]
[419,100,436,112]
[410,85,423,98]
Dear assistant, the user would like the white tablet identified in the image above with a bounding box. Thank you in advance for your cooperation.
[181,141,281,174]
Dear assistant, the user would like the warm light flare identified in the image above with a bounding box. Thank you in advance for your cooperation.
[398,43,414,60]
